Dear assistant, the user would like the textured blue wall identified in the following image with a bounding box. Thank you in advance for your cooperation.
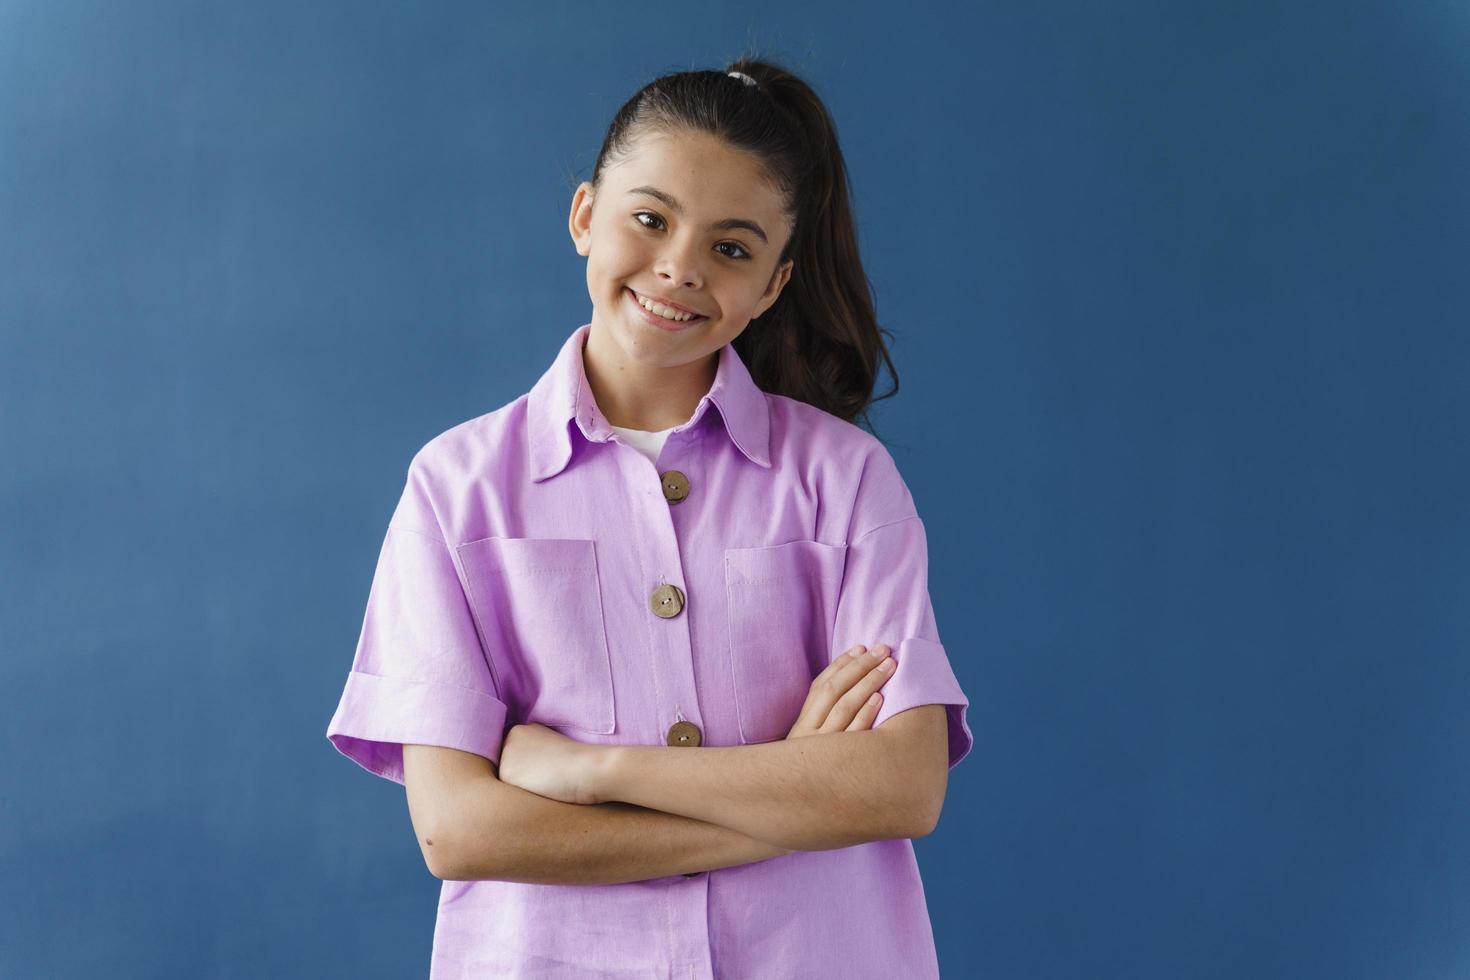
[2,2,1467,977]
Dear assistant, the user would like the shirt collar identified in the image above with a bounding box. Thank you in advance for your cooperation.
[527,322,772,482]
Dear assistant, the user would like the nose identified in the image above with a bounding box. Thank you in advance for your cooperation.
[653,237,703,290]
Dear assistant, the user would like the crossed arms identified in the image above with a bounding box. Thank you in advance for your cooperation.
[403,703,950,885]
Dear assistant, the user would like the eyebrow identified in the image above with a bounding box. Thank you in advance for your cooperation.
[625,185,769,244]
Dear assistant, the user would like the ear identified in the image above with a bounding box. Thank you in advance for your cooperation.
[752,258,794,320]
[568,181,595,256]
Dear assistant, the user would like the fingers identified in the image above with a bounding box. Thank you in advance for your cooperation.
[845,690,882,731]
[818,645,896,734]
[814,644,871,681]
[789,643,896,740]
[821,644,891,687]
[788,644,875,738]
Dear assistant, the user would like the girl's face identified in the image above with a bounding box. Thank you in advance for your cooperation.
[569,127,795,371]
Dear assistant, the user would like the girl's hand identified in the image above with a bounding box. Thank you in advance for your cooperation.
[786,644,896,739]
[497,722,607,805]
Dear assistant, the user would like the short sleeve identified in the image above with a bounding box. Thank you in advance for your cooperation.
[325,456,509,785]
[830,451,973,769]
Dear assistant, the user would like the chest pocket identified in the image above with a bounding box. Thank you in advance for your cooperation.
[456,536,616,735]
[724,539,849,744]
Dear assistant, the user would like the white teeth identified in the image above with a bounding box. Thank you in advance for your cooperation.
[634,292,700,321]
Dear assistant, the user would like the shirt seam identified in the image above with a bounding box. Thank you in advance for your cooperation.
[849,513,921,548]
[388,522,447,545]
[348,667,504,703]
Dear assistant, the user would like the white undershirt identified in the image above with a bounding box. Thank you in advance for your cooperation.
[609,424,678,467]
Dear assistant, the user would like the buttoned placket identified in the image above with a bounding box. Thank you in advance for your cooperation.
[592,410,717,980]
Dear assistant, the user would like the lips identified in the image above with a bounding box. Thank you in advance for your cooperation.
[626,287,708,320]
[624,287,708,332]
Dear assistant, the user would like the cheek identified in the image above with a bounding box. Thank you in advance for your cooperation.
[731,283,766,314]
[607,222,649,255]
[597,236,647,279]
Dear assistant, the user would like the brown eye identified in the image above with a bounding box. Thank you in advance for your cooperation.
[635,212,751,261]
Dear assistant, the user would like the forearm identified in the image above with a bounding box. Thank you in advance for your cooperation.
[597,728,922,852]
[442,773,793,885]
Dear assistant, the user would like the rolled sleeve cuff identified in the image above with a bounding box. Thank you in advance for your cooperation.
[325,670,510,785]
[871,636,974,769]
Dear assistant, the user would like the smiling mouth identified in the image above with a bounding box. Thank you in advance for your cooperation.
[626,287,709,322]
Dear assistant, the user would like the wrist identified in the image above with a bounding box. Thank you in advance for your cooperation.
[590,744,627,805]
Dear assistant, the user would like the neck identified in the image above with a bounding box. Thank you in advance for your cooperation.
[582,326,717,431]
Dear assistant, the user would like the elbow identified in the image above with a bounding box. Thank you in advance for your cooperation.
[403,744,510,880]
[902,790,944,840]
[867,774,945,842]
[906,756,949,839]
[866,797,934,843]
[422,817,510,881]
[426,854,458,882]
[419,814,490,881]
[419,822,459,880]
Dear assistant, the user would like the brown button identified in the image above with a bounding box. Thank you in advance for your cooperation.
[666,720,702,747]
[660,469,689,504]
[649,583,685,619]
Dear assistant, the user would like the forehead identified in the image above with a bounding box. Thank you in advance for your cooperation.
[606,129,790,219]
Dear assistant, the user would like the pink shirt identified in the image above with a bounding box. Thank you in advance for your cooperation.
[326,321,973,978]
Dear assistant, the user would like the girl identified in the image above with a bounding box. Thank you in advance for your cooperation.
[327,57,973,979]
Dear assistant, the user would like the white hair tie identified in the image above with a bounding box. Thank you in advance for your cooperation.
[727,70,758,87]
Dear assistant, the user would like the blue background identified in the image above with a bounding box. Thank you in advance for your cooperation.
[3,2,1467,977]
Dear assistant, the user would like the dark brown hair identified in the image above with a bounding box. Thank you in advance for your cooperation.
[583,56,899,435]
